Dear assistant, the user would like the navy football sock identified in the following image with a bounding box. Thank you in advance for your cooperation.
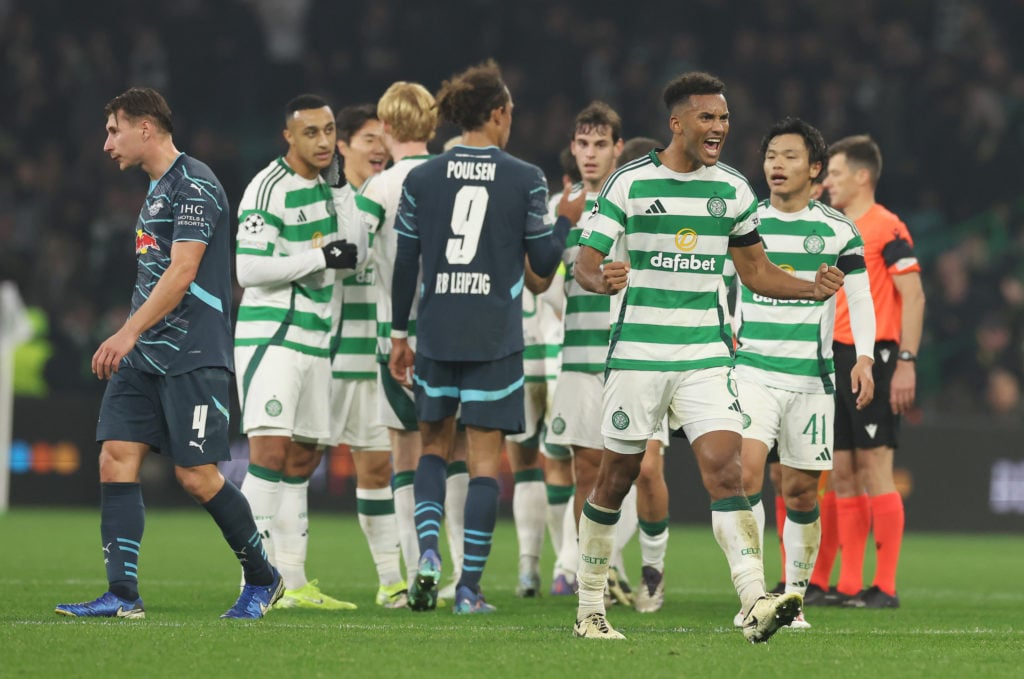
[458,476,499,594]
[413,454,447,559]
[203,480,274,586]
[100,482,145,601]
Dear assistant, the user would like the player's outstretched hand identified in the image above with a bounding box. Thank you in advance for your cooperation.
[556,177,587,225]
[602,261,630,294]
[389,337,415,388]
[322,240,358,269]
[813,263,843,300]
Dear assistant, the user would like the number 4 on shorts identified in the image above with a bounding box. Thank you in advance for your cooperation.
[192,405,209,439]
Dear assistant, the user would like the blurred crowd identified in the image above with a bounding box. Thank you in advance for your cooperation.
[2,0,1023,416]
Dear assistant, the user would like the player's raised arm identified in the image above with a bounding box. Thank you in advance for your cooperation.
[574,245,628,295]
[731,236,844,301]
[524,170,573,278]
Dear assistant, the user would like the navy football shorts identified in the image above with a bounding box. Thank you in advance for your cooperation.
[96,366,232,467]
[412,352,525,434]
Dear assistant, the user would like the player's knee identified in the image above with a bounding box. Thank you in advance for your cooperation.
[701,460,744,499]
[636,452,663,485]
[283,445,321,478]
[784,485,818,513]
[740,465,763,497]
[174,464,221,502]
[353,450,393,487]
[597,453,642,500]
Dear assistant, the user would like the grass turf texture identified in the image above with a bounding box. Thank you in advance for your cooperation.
[2,509,1021,678]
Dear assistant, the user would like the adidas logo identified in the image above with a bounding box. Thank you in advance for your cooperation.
[297,209,307,223]
[791,579,809,589]
[644,199,667,214]
[815,448,832,462]
[728,400,742,413]
[865,424,878,439]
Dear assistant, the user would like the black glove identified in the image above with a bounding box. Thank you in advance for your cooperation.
[322,240,357,269]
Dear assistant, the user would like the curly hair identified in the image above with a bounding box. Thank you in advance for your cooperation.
[435,59,509,131]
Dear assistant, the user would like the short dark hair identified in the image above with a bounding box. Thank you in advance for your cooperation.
[759,117,828,169]
[559,145,582,184]
[104,87,173,134]
[285,94,331,123]
[335,104,378,143]
[829,134,883,187]
[662,72,726,111]
[573,101,622,143]
[436,59,510,132]
[618,136,662,167]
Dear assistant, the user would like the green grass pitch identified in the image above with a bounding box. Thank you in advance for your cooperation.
[2,509,1021,677]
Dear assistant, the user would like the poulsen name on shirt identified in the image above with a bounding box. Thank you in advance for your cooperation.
[435,271,491,295]
[447,160,496,182]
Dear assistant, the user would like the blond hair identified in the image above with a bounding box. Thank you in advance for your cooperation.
[377,81,437,143]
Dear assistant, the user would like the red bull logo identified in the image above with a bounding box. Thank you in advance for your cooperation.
[135,229,161,254]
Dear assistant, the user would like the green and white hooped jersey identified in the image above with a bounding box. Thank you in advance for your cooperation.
[734,200,864,393]
[522,267,564,382]
[554,188,612,373]
[235,157,337,356]
[579,151,759,372]
[330,183,377,379]
[355,156,432,359]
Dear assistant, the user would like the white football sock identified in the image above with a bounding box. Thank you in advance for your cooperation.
[445,470,468,583]
[639,521,669,572]
[576,502,619,618]
[612,485,638,580]
[274,479,310,591]
[556,497,578,577]
[239,472,281,566]
[783,512,821,595]
[711,505,766,613]
[356,486,403,587]
[514,478,546,575]
[393,482,418,584]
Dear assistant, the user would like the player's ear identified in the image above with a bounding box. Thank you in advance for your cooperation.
[613,138,624,159]
[809,161,822,182]
[668,114,682,136]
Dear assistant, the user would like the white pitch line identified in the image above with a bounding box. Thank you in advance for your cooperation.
[4,619,1020,636]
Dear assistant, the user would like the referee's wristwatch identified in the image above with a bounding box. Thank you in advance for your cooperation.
[897,350,916,362]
